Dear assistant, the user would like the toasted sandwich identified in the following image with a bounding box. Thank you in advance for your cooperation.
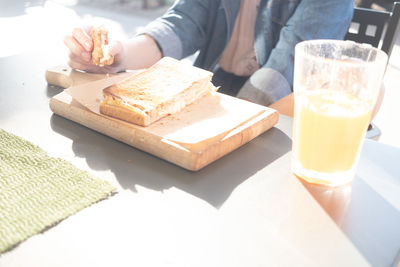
[100,57,216,126]
[92,25,114,67]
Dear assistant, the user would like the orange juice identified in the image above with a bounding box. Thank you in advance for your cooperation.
[292,89,373,185]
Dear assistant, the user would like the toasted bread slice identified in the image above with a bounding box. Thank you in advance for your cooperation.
[92,25,114,66]
[100,57,215,126]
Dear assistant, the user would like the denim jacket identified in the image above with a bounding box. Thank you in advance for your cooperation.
[142,0,353,106]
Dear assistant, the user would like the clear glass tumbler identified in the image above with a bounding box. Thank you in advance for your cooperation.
[292,40,387,186]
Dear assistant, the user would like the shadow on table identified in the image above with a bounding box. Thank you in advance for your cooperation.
[300,141,400,267]
[50,113,291,208]
[299,179,353,226]
[46,84,64,98]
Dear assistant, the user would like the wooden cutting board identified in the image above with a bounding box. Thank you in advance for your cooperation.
[46,66,279,171]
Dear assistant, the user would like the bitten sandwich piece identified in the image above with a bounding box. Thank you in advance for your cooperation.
[100,57,216,126]
[91,25,114,66]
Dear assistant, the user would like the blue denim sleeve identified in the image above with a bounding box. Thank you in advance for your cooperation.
[264,0,354,87]
[139,0,210,59]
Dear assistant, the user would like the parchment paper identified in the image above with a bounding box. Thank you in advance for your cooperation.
[64,74,270,147]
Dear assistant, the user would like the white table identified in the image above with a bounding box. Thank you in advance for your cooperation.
[1,3,399,266]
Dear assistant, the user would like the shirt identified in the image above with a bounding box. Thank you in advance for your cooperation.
[219,0,261,77]
[141,0,353,106]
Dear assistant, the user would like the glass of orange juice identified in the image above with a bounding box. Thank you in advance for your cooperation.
[292,40,387,186]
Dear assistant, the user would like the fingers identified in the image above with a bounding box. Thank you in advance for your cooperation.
[67,50,118,73]
[67,59,89,71]
[64,26,93,64]
[64,35,82,56]
[64,36,92,71]
[64,35,91,60]
[72,27,93,52]
[64,24,124,73]
[68,51,91,65]
[64,26,94,71]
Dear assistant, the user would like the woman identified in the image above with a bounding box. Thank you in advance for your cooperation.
[64,0,354,107]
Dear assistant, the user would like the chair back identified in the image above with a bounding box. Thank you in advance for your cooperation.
[345,2,400,58]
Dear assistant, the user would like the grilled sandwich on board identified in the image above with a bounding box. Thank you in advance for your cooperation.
[100,57,218,126]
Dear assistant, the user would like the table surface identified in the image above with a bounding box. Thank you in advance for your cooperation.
[1,2,400,267]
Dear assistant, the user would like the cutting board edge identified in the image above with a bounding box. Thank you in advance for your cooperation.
[49,92,278,171]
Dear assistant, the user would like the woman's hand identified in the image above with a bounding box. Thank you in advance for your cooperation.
[64,25,125,73]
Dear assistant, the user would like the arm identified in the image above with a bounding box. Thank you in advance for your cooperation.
[64,26,161,73]
[237,0,354,106]
[65,0,209,73]
[268,93,294,116]
[122,35,162,70]
[139,0,212,60]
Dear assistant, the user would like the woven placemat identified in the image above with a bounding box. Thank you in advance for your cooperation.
[0,129,116,253]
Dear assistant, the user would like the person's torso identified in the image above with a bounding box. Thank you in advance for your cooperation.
[194,0,300,71]
[218,0,261,77]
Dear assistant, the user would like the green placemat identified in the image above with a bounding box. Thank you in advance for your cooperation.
[0,129,116,253]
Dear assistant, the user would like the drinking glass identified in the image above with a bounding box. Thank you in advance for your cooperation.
[292,40,387,186]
